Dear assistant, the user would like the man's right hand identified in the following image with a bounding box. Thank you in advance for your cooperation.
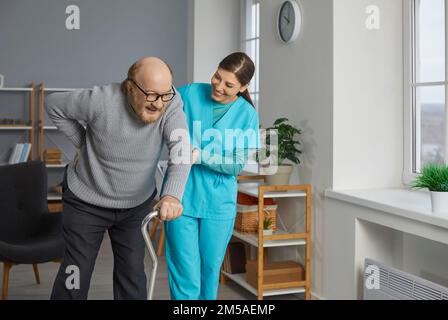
[153,195,183,221]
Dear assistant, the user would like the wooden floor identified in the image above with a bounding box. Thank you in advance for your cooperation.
[1,232,302,300]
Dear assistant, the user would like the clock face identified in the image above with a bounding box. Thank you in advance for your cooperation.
[278,0,301,43]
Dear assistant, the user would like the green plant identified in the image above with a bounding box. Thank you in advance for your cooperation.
[257,118,302,165]
[411,163,448,192]
[263,217,273,230]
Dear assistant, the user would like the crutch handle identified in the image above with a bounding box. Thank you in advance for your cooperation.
[141,209,160,300]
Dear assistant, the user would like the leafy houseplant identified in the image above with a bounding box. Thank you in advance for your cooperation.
[263,217,273,235]
[257,118,302,185]
[411,163,448,214]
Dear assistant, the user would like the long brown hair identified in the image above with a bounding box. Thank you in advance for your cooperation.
[218,52,256,108]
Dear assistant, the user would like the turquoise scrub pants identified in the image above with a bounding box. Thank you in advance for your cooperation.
[164,214,235,300]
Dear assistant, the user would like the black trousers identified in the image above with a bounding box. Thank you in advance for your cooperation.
[51,171,156,300]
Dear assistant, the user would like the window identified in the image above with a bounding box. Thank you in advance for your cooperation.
[405,0,447,182]
[241,0,260,110]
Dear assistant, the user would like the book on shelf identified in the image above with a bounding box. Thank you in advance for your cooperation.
[8,143,21,164]
[44,148,62,164]
[8,143,31,164]
[19,143,31,162]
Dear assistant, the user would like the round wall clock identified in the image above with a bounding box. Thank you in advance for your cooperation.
[277,0,302,44]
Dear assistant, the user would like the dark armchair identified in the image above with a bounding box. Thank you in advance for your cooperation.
[0,161,64,299]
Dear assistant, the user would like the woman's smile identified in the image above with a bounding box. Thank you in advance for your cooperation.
[212,88,224,96]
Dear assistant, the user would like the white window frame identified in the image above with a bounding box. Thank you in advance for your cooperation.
[403,0,448,185]
[241,0,260,111]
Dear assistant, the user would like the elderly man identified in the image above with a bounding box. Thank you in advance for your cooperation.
[47,57,191,300]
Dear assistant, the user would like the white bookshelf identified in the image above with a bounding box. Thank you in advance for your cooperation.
[0,126,33,130]
[46,163,68,168]
[44,88,88,92]
[238,182,307,198]
[0,87,33,92]
[42,125,58,130]
[232,230,306,248]
[47,193,62,201]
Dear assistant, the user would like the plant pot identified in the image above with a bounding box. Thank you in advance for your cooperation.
[264,164,293,186]
[430,191,448,214]
[263,229,273,236]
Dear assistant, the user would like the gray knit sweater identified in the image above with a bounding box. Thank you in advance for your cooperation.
[46,83,192,209]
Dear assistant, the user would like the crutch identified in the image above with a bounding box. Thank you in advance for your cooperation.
[141,209,160,300]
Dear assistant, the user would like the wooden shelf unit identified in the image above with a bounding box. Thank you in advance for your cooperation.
[221,176,312,300]
[0,84,36,161]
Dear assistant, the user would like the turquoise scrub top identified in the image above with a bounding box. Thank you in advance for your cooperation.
[176,83,260,220]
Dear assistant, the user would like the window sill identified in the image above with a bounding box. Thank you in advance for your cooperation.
[325,188,448,230]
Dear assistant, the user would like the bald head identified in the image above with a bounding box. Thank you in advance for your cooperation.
[132,56,173,83]
[127,56,173,86]
[122,56,174,94]
[123,56,175,124]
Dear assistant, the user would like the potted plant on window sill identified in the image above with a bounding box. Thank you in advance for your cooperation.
[256,118,302,185]
[411,163,448,214]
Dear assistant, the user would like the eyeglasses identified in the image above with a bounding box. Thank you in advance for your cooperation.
[127,78,176,102]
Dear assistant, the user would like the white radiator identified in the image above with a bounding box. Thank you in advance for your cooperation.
[364,258,448,300]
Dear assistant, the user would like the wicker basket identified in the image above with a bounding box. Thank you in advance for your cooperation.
[235,192,278,233]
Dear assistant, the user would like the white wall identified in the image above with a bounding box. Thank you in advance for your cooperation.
[258,0,334,299]
[188,0,241,83]
[333,0,404,190]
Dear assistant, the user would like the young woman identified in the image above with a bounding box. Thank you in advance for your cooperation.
[163,52,260,300]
